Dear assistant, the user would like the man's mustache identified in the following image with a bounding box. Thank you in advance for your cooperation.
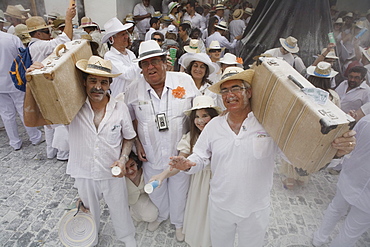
[90,88,105,94]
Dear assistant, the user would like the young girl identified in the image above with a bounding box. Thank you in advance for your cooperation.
[150,95,221,246]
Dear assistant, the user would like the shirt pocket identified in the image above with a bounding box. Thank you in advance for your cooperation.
[107,125,122,145]
[252,136,274,159]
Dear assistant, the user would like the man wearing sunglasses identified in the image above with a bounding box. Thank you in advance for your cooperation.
[25,5,76,160]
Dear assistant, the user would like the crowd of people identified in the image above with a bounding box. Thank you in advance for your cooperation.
[1,0,370,246]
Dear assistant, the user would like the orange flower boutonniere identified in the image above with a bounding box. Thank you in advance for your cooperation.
[236,57,244,64]
[172,86,186,99]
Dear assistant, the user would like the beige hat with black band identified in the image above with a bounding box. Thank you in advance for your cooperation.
[76,56,121,78]
[26,16,53,32]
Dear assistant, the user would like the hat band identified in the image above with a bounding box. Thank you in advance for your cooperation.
[314,71,330,77]
[189,45,198,49]
[81,22,94,26]
[284,40,296,49]
[139,49,164,59]
[221,72,239,80]
[87,64,111,73]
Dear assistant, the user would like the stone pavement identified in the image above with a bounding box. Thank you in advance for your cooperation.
[0,124,370,247]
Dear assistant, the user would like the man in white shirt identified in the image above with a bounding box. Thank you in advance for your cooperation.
[264,36,306,74]
[4,5,25,34]
[27,6,75,160]
[145,17,161,41]
[24,56,137,247]
[183,0,206,32]
[214,4,225,22]
[0,30,42,150]
[125,40,200,242]
[102,17,140,97]
[133,0,155,40]
[206,21,241,53]
[169,67,356,247]
[229,9,246,55]
[335,66,370,113]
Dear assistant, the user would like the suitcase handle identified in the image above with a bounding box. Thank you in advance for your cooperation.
[55,44,67,57]
[288,75,304,89]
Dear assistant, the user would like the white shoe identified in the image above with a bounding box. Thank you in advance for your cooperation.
[175,228,185,242]
[147,220,161,231]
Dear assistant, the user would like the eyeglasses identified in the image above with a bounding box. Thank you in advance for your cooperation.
[140,58,163,68]
[209,49,221,53]
[220,86,246,95]
[152,38,163,42]
[38,29,50,34]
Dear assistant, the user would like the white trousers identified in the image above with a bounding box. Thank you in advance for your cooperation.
[0,92,42,149]
[130,193,159,223]
[74,178,136,247]
[313,188,370,247]
[209,200,270,247]
[143,163,190,228]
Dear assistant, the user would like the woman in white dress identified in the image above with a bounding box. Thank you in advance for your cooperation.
[150,95,221,246]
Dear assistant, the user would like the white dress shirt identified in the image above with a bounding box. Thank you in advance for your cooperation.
[206,31,238,50]
[104,47,140,97]
[145,27,157,41]
[337,114,370,214]
[29,32,71,62]
[187,112,280,218]
[66,97,136,180]
[335,80,370,113]
[229,19,246,40]
[125,72,200,170]
[0,31,23,93]
[133,3,155,35]
[183,12,206,31]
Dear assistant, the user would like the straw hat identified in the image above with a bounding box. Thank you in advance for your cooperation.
[182,53,216,74]
[15,4,30,14]
[306,62,338,78]
[161,15,172,23]
[0,10,10,25]
[25,16,53,32]
[76,56,121,78]
[44,12,60,20]
[4,5,26,19]
[355,21,365,29]
[334,18,344,24]
[153,11,163,18]
[344,12,353,18]
[360,47,370,61]
[245,7,253,16]
[53,17,66,28]
[320,48,338,60]
[279,36,299,53]
[184,95,221,115]
[58,208,96,247]
[133,40,167,62]
[101,17,133,43]
[168,2,180,13]
[214,20,228,31]
[14,24,31,44]
[207,40,225,52]
[215,4,226,10]
[79,16,98,28]
[218,53,243,67]
[203,3,212,9]
[233,9,244,20]
[184,39,201,53]
[208,67,255,94]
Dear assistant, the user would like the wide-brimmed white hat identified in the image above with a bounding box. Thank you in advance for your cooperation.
[133,40,167,62]
[168,2,180,13]
[320,48,338,60]
[218,53,243,67]
[44,12,60,19]
[207,40,225,52]
[245,7,253,16]
[101,17,133,43]
[215,4,226,10]
[334,18,344,24]
[184,39,201,53]
[79,16,98,28]
[208,67,254,94]
[214,21,228,31]
[279,36,299,53]
[360,47,370,61]
[58,208,96,247]
[344,12,353,18]
[184,95,221,115]
[76,56,121,78]
[182,53,216,74]
[306,61,338,78]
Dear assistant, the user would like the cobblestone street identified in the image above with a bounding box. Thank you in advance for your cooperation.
[0,123,369,247]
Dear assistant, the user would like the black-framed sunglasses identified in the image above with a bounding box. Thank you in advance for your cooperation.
[38,29,50,34]
[209,49,221,53]
[152,38,163,42]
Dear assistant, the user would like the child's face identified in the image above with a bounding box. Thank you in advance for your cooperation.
[194,109,212,131]
[125,158,138,180]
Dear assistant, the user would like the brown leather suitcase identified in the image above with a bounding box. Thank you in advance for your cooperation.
[251,57,355,173]
[27,39,92,125]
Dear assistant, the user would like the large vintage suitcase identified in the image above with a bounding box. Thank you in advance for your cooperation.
[27,39,92,125]
[251,57,355,173]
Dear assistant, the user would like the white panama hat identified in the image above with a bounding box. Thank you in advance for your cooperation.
[182,52,216,74]
[218,53,243,67]
[101,17,133,43]
[184,95,221,115]
[133,40,167,62]
[306,61,338,78]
